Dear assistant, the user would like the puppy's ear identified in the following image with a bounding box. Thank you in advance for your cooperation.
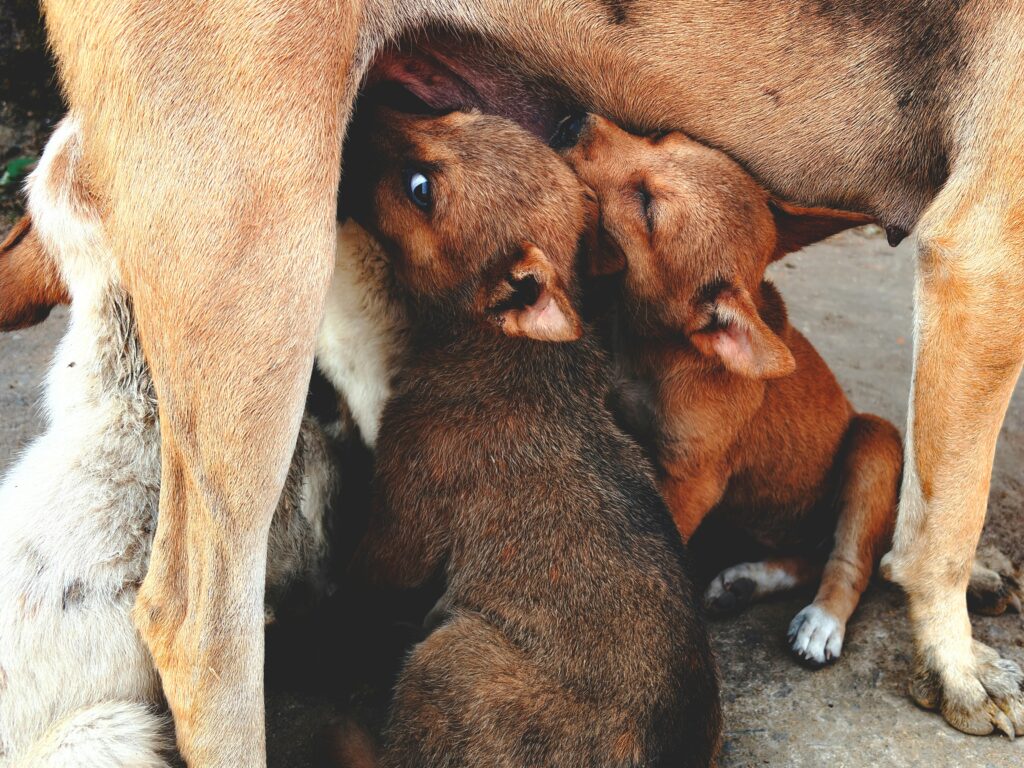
[0,215,69,331]
[769,200,874,260]
[690,285,795,379]
[487,243,583,342]
[580,187,627,278]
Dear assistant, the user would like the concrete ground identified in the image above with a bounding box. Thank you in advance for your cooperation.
[2,227,1022,766]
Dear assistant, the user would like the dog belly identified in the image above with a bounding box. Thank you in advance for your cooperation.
[395,0,977,228]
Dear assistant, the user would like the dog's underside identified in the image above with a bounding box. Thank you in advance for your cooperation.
[37,0,1024,762]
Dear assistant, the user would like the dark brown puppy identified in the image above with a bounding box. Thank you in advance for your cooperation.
[563,115,904,667]
[345,108,721,767]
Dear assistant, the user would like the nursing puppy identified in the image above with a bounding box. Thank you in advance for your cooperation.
[563,115,903,667]
[344,108,721,767]
[0,118,336,767]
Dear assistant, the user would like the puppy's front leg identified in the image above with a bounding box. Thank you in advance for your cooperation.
[885,166,1024,736]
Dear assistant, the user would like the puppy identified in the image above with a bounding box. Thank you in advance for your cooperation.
[317,218,408,449]
[342,107,721,767]
[563,115,904,667]
[0,118,337,767]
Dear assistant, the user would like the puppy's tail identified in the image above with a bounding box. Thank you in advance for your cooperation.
[17,701,170,768]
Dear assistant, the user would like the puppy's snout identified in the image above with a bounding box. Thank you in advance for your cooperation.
[549,111,590,150]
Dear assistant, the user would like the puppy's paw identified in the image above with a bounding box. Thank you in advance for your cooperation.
[704,568,757,616]
[967,546,1023,616]
[788,604,844,667]
[911,640,1024,738]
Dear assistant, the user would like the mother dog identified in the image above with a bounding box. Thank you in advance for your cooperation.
[36,0,1024,763]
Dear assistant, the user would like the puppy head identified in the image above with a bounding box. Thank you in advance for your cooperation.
[562,115,870,378]
[343,108,593,342]
[0,215,70,331]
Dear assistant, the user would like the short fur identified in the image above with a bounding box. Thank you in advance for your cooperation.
[563,115,903,666]
[0,118,336,767]
[316,219,408,448]
[347,108,721,767]
[34,0,1024,754]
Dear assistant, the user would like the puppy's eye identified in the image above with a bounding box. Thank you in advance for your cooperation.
[636,182,655,235]
[404,169,432,210]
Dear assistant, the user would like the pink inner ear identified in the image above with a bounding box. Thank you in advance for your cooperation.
[517,288,579,342]
[708,325,754,371]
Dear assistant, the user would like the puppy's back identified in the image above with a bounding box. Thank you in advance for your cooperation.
[378,332,721,766]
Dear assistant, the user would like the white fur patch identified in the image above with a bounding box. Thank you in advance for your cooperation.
[705,561,800,605]
[788,604,844,666]
[316,220,407,447]
[18,702,170,768]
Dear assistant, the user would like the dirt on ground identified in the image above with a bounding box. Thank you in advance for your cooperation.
[2,225,1022,767]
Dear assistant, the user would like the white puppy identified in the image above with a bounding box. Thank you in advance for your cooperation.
[317,218,408,448]
[0,117,337,768]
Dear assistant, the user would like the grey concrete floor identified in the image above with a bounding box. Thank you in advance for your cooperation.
[1,227,1022,766]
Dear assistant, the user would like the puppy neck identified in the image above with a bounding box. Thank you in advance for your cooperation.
[405,320,607,405]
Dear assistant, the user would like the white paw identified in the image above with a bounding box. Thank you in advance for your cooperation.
[788,604,844,667]
[704,566,758,615]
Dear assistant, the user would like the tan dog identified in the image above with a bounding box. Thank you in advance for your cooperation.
[561,114,902,667]
[37,1,1024,759]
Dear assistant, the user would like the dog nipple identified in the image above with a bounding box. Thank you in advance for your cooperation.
[885,225,909,247]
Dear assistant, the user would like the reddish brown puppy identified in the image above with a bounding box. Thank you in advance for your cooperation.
[344,108,721,767]
[563,115,903,666]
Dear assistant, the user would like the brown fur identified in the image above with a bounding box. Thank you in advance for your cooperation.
[35,0,1024,754]
[0,215,70,330]
[563,115,902,664]
[346,108,721,767]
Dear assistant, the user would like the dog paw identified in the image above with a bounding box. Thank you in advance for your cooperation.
[911,641,1024,738]
[788,604,843,667]
[704,568,757,616]
[967,546,1023,616]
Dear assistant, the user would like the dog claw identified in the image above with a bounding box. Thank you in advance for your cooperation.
[912,640,1024,737]
[994,710,1016,740]
[788,604,843,668]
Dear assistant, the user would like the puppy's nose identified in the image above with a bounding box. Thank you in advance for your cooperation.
[549,111,590,150]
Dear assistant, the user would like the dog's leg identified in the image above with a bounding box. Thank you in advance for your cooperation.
[705,556,822,616]
[39,3,366,763]
[884,105,1024,733]
[789,414,902,666]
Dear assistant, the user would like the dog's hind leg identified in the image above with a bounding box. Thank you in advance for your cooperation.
[42,2,365,763]
[789,414,902,666]
[883,28,1024,734]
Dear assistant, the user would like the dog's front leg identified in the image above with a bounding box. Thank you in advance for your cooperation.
[885,168,1024,736]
